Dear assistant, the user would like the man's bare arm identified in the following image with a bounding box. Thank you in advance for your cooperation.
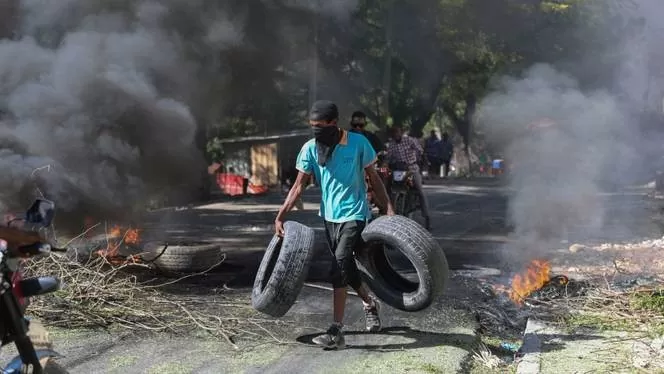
[276,171,310,222]
[365,165,394,214]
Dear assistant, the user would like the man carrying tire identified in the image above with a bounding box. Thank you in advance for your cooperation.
[274,100,395,350]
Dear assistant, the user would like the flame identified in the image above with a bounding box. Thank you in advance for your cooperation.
[508,260,551,305]
[124,228,140,244]
[93,225,142,265]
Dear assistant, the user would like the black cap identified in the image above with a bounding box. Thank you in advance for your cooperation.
[309,100,339,122]
[351,111,366,119]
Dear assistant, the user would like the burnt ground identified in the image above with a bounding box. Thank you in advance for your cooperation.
[3,177,661,373]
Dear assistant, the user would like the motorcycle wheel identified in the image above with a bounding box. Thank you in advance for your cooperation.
[393,193,406,215]
[405,193,427,229]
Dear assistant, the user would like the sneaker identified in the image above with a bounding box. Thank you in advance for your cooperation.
[312,324,346,350]
[364,298,382,332]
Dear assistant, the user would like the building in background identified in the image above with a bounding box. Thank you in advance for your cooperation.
[210,129,311,195]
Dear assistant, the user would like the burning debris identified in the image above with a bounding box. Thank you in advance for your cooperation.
[91,225,143,265]
[508,259,552,305]
[472,259,591,342]
[73,220,172,267]
[492,259,586,308]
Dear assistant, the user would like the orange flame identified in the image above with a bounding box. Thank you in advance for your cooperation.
[93,225,142,265]
[508,260,551,305]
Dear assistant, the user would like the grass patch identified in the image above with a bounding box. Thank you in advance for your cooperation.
[565,312,639,332]
[546,284,664,338]
[419,362,445,373]
[630,289,664,313]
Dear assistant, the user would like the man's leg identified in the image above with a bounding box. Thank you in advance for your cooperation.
[427,157,436,177]
[312,221,347,349]
[412,170,431,229]
[336,221,382,332]
[433,160,442,178]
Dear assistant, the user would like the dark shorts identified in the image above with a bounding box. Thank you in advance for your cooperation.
[324,220,366,289]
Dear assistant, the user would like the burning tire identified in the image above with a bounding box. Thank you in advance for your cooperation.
[356,215,448,312]
[149,243,224,273]
[251,221,316,318]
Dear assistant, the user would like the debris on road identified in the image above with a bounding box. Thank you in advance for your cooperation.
[21,223,285,348]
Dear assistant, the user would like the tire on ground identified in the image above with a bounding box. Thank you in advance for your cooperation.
[151,243,224,273]
[251,221,316,317]
[356,215,448,312]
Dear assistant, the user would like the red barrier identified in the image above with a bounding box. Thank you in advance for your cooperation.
[217,173,245,196]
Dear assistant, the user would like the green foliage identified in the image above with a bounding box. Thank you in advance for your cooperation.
[205,137,224,163]
[631,289,664,314]
[149,0,635,146]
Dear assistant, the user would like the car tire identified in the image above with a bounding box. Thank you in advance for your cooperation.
[356,215,448,312]
[251,221,316,317]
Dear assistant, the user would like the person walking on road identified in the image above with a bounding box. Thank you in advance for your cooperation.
[274,100,395,350]
[385,125,432,230]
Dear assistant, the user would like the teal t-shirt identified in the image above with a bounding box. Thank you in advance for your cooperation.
[296,130,377,223]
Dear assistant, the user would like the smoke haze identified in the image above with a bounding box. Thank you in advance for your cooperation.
[0,0,359,232]
[477,1,662,264]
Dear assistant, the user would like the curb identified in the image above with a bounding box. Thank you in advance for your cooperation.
[516,318,546,374]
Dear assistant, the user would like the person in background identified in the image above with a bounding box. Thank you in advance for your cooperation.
[349,111,385,208]
[349,111,384,155]
[385,125,431,230]
[478,149,489,176]
[424,130,443,178]
[275,100,395,350]
[441,132,454,178]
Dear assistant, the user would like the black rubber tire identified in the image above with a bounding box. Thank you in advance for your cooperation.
[251,221,316,318]
[394,192,406,215]
[150,243,224,273]
[356,215,448,312]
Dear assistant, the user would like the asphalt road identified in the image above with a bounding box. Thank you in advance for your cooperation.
[8,178,658,373]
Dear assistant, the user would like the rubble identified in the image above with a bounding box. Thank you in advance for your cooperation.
[568,243,587,253]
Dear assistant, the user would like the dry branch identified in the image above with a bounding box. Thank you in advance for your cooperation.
[23,252,278,347]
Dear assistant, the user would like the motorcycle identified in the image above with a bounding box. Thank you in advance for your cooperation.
[384,161,421,218]
[0,199,68,374]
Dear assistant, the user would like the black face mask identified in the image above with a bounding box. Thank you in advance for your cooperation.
[312,126,340,166]
[313,126,339,145]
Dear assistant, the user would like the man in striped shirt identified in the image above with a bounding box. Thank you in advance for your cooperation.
[385,125,431,230]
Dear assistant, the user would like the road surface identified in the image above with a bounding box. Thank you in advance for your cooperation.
[5,178,657,373]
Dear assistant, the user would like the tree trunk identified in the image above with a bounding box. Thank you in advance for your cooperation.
[381,1,395,129]
[308,14,319,110]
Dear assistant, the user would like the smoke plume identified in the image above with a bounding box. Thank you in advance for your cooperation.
[0,0,358,232]
[478,1,662,264]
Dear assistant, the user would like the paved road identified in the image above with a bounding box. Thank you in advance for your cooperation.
[14,178,659,373]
